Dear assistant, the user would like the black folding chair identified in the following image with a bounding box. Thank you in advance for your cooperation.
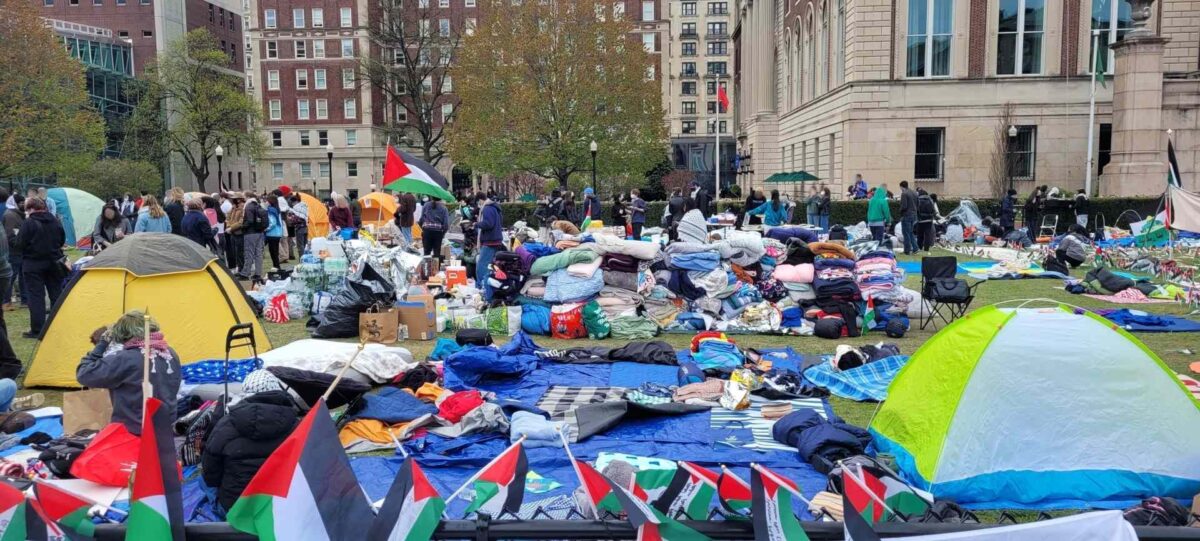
[920,256,981,330]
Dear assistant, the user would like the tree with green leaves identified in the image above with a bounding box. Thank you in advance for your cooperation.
[62,159,162,200]
[448,0,667,188]
[124,29,265,192]
[0,0,105,179]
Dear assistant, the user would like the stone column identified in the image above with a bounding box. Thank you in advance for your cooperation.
[1099,1,1170,196]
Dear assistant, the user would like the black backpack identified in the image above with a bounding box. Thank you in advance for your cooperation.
[244,202,268,233]
[917,195,936,220]
[827,225,848,241]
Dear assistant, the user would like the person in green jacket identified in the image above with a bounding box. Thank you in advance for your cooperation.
[866,186,892,242]
[747,190,789,227]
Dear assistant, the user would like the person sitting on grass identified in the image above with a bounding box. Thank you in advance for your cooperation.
[77,311,181,435]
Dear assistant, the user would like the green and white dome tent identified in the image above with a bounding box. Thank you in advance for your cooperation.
[869,300,1200,508]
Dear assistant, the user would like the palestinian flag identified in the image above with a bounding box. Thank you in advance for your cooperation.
[655,462,718,521]
[750,465,810,541]
[842,465,882,541]
[31,482,94,540]
[461,441,528,517]
[367,458,445,541]
[382,145,455,202]
[598,467,677,515]
[862,298,876,331]
[1168,139,1182,188]
[717,85,730,112]
[0,480,32,541]
[126,398,184,541]
[571,459,620,515]
[716,468,751,515]
[601,473,711,541]
[227,400,373,541]
[876,476,931,519]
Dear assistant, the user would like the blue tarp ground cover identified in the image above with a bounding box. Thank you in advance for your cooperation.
[1095,308,1200,333]
[0,415,64,458]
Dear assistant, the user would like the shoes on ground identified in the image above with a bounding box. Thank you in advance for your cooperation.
[11,393,44,412]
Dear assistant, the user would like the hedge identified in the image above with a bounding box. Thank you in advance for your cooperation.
[497,196,1163,234]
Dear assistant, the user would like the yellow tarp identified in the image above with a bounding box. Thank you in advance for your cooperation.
[24,263,271,388]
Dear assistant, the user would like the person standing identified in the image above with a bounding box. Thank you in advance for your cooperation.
[1023,187,1042,234]
[1001,189,1018,234]
[610,194,627,233]
[690,181,711,217]
[629,189,647,240]
[134,195,172,233]
[849,174,869,200]
[817,187,832,232]
[561,193,578,224]
[805,186,820,226]
[328,195,354,231]
[1073,189,1090,229]
[475,194,504,300]
[182,199,218,253]
[419,198,450,262]
[347,189,363,229]
[747,190,788,227]
[241,194,268,281]
[164,187,185,235]
[91,204,131,250]
[226,195,246,277]
[119,194,137,222]
[287,194,309,257]
[1,193,25,310]
[898,181,919,254]
[866,186,891,243]
[17,197,66,338]
[396,192,417,245]
[262,197,284,271]
[35,188,58,219]
[916,188,937,251]
[582,188,601,224]
[0,228,22,379]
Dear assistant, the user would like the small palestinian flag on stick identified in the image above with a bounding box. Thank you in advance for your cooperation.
[0,480,35,541]
[367,458,445,541]
[227,399,374,541]
[125,397,185,541]
[750,464,810,541]
[457,437,528,518]
[601,472,711,541]
[654,462,718,521]
[717,466,751,516]
[31,481,96,540]
[842,464,887,541]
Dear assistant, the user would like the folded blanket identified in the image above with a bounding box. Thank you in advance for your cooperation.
[348,387,439,424]
[772,264,814,283]
[545,268,605,303]
[603,270,640,291]
[664,242,714,255]
[530,248,598,276]
[567,256,603,278]
[814,258,857,271]
[593,234,661,260]
[715,237,766,267]
[668,251,720,272]
[601,254,641,273]
[510,411,563,448]
[610,315,660,340]
[689,268,729,295]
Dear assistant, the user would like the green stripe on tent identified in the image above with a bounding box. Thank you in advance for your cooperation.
[870,306,1013,481]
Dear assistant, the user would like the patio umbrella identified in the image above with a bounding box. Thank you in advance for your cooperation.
[381,145,454,202]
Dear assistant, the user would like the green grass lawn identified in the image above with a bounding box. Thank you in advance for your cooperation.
[15,248,1198,432]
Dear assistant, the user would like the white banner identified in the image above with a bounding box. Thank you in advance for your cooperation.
[891,510,1136,541]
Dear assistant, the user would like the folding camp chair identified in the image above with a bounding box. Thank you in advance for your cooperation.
[1039,214,1058,239]
[920,256,981,330]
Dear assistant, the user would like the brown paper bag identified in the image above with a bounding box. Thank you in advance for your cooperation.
[63,388,112,434]
[359,305,399,343]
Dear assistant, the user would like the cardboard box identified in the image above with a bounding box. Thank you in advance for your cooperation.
[395,301,437,340]
[408,293,435,311]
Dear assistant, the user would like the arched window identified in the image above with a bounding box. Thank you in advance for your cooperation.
[821,1,830,93]
[785,32,794,110]
[806,11,815,100]
[795,25,805,104]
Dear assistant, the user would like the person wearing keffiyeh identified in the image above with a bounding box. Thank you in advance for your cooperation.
[76,310,181,435]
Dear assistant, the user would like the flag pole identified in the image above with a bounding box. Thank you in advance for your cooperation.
[141,311,152,422]
[443,435,527,509]
[676,461,717,489]
[557,426,599,518]
[31,479,129,518]
[750,463,812,505]
[843,464,898,518]
[1085,29,1101,197]
[320,340,367,402]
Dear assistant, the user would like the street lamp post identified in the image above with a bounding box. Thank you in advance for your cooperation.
[214,145,224,193]
[325,143,335,196]
[589,140,598,193]
[1007,125,1018,194]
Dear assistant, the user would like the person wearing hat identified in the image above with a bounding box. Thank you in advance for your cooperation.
[202,369,300,514]
[582,187,601,224]
[224,193,246,276]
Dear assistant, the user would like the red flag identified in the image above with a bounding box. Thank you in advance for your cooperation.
[382,145,413,184]
[717,86,730,112]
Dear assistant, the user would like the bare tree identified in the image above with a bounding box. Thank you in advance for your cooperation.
[363,0,467,166]
[988,103,1016,198]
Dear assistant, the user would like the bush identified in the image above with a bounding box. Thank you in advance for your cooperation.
[60,159,162,201]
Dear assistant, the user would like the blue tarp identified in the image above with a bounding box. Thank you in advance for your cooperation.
[1098,309,1200,333]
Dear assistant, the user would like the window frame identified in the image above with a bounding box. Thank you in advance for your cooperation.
[311,7,323,27]
[271,163,284,179]
[315,99,328,119]
[1006,125,1038,181]
[314,68,327,89]
[267,70,280,90]
[266,41,278,59]
[682,120,697,134]
[317,130,329,146]
[294,40,307,59]
[913,127,945,181]
[292,8,305,28]
[268,99,282,120]
[300,162,313,178]
[1089,0,1132,76]
[996,0,1044,76]
[297,99,310,120]
[295,69,308,90]
[264,9,277,29]
[346,129,358,146]
[347,161,359,177]
[270,131,282,147]
[313,39,325,58]
[341,38,354,57]
[342,68,355,89]
[344,98,357,119]
[340,7,352,27]
[906,0,952,78]
[299,130,311,146]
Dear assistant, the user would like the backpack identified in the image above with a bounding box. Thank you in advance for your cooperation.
[827,225,848,241]
[1042,254,1070,276]
[244,202,268,233]
[917,195,936,220]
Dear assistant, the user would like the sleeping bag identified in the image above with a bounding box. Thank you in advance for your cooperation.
[771,409,871,474]
[1085,267,1135,294]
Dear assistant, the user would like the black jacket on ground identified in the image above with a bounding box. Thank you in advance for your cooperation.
[165,201,185,235]
[202,391,299,510]
[16,211,64,271]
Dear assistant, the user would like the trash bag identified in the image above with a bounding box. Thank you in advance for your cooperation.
[306,264,396,338]
[582,301,611,339]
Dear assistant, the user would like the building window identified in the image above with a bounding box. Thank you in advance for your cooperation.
[291,8,304,28]
[300,162,313,178]
[682,81,697,95]
[299,130,311,146]
[143,30,153,38]
[312,8,323,27]
[314,69,326,89]
[420,19,430,37]
[997,0,1044,75]
[707,101,717,114]
[914,127,945,180]
[315,99,328,119]
[707,61,726,75]
[642,1,654,21]
[297,99,310,120]
[642,33,655,52]
[682,23,697,36]
[706,80,724,95]
[466,18,477,35]
[319,162,330,179]
[347,162,359,177]
[439,18,450,36]
[45,0,53,6]
[271,163,284,179]
[266,41,277,59]
[397,108,408,123]
[682,121,696,134]
[341,38,354,57]
[906,0,951,77]
[422,76,433,92]
[707,41,727,55]
[295,40,307,59]
[419,0,428,7]
[267,70,279,90]
[682,2,696,16]
[466,0,476,6]
[342,68,355,89]
[1091,0,1132,75]
[443,74,452,91]
[344,98,357,119]
[682,42,697,56]
[1007,125,1037,180]
[708,2,727,15]
[338,7,352,27]
[264,9,277,28]
[706,22,727,36]
[441,103,454,122]
[346,129,358,146]
[682,62,697,75]
[719,121,727,133]
[313,40,325,58]
[295,69,308,89]
[271,131,282,147]
[682,101,697,114]
[269,99,281,120]
[317,130,329,146]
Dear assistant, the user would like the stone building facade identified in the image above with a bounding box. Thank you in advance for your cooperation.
[732,0,1200,200]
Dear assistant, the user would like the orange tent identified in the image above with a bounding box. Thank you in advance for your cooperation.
[298,192,330,238]
[359,192,398,229]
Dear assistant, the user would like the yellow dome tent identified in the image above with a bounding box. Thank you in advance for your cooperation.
[359,192,398,228]
[24,234,272,388]
[297,192,330,239]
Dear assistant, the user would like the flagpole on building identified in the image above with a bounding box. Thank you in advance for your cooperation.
[557,426,600,518]
[443,435,527,510]
[1085,29,1101,196]
[713,116,720,196]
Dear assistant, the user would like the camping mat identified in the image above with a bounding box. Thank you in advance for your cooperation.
[709,397,827,452]
[896,260,1000,275]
